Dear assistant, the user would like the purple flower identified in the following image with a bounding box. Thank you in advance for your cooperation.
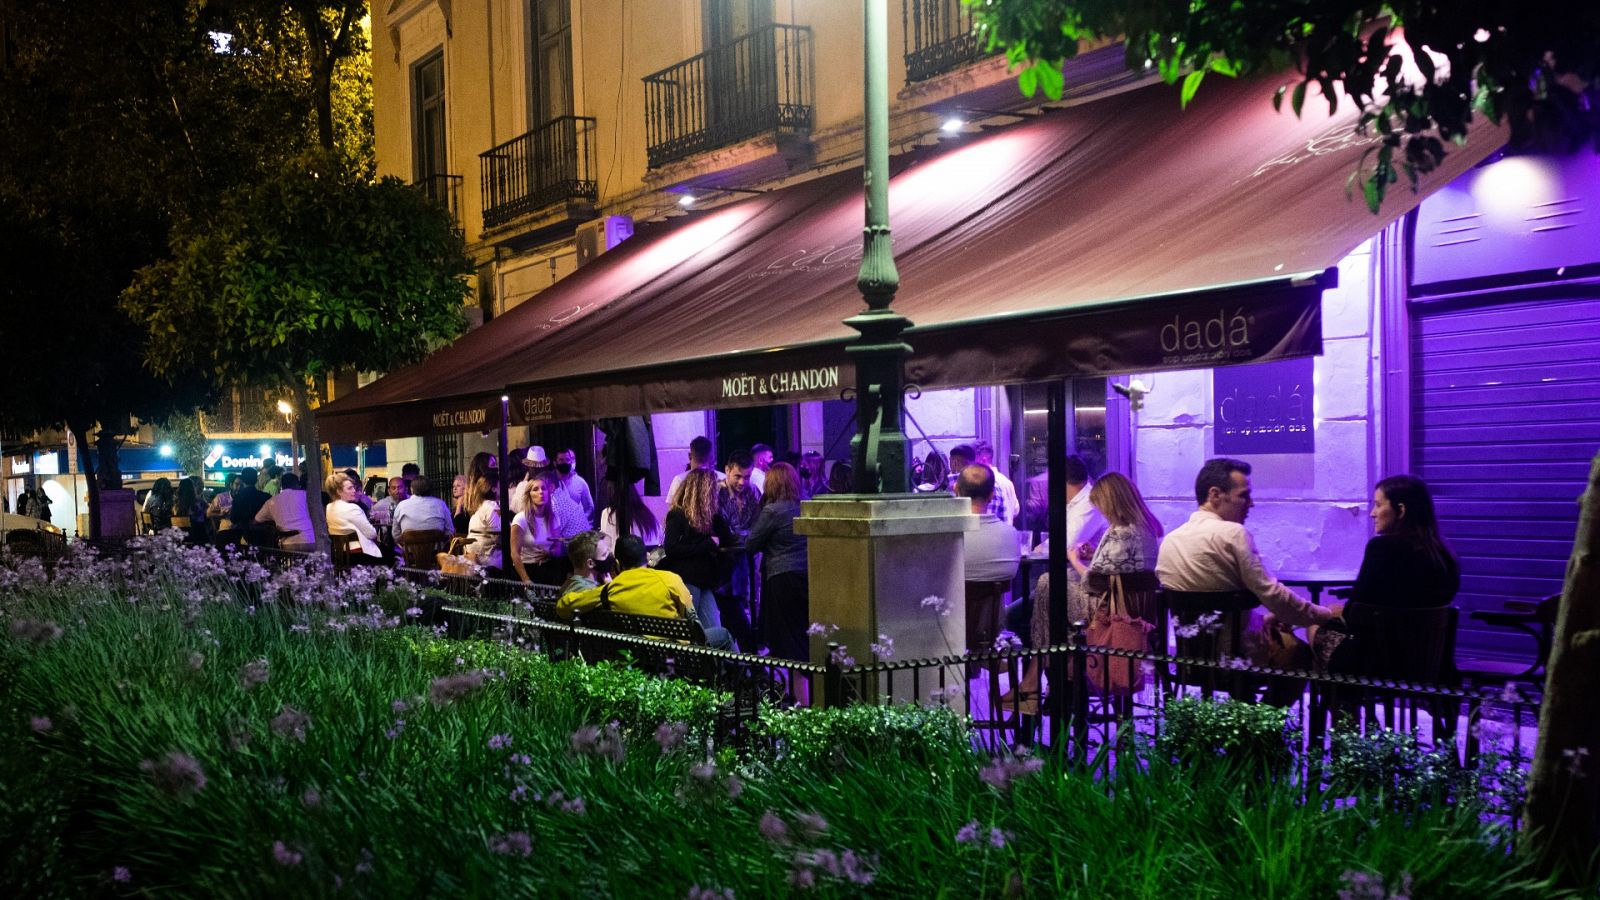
[979,754,1044,792]
[689,760,718,782]
[920,595,951,616]
[654,721,688,752]
[271,840,302,867]
[993,632,1023,652]
[270,705,310,742]
[685,886,735,900]
[828,644,855,667]
[289,624,310,634]
[1337,869,1414,900]
[561,796,587,816]
[725,774,744,799]
[390,697,409,713]
[301,788,321,808]
[29,715,53,733]
[759,811,790,844]
[512,752,533,766]
[570,723,625,763]
[384,719,405,739]
[405,607,423,617]
[488,733,512,750]
[238,658,270,690]
[988,827,1009,849]
[794,811,829,838]
[510,784,528,802]
[139,751,206,797]
[805,622,838,637]
[490,831,533,857]
[429,669,486,705]
[869,634,895,660]
[788,868,816,889]
[112,866,132,883]
[839,850,875,886]
[955,820,981,844]
[187,651,206,670]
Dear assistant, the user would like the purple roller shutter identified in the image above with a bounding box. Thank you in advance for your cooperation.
[1410,288,1600,661]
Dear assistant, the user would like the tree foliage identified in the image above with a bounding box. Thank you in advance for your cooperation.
[969,0,1600,211]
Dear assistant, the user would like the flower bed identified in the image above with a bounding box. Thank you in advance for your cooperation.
[0,537,1565,896]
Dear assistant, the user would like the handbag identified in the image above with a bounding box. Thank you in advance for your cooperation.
[1082,574,1154,696]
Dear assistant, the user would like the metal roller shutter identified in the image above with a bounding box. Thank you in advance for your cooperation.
[1411,288,1600,660]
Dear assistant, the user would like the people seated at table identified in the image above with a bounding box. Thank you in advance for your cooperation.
[556,535,734,650]
[370,476,409,527]
[206,473,239,525]
[465,470,503,573]
[1155,458,1336,649]
[746,462,810,662]
[1351,474,1460,609]
[254,472,315,552]
[599,480,662,547]
[392,477,454,541]
[559,530,611,597]
[958,464,1020,662]
[325,471,383,562]
[224,473,272,541]
[511,471,565,586]
[143,477,175,532]
[660,467,736,645]
[913,450,949,493]
[975,441,1019,526]
[1068,472,1164,634]
[174,477,208,542]
[400,462,420,485]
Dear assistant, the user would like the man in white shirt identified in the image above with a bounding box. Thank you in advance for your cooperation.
[391,477,454,540]
[748,443,774,493]
[1063,456,1108,556]
[254,473,316,552]
[553,448,595,521]
[370,476,409,526]
[974,441,1019,526]
[1156,457,1334,630]
[666,436,724,505]
[958,464,1019,663]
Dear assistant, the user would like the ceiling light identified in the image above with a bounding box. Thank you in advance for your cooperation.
[941,116,965,134]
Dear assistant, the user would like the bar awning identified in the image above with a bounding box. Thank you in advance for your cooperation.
[320,73,1504,441]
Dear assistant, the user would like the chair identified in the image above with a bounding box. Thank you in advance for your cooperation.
[1155,589,1258,698]
[1316,602,1460,745]
[1456,593,1560,687]
[965,580,1009,677]
[329,532,358,566]
[397,529,452,571]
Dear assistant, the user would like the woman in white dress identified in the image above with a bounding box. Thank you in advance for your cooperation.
[325,472,383,560]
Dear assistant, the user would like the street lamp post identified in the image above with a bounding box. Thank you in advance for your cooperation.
[847,0,912,495]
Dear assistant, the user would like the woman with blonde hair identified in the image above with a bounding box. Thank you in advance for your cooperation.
[660,467,736,640]
[325,471,383,561]
[1069,471,1163,625]
[450,474,471,535]
[464,470,503,572]
[510,471,564,585]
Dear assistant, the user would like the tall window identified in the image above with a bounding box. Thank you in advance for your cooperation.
[703,0,774,128]
[411,50,447,182]
[703,0,770,47]
[530,0,572,126]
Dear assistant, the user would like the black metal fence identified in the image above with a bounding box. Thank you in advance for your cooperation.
[479,115,599,229]
[413,173,464,230]
[643,24,813,169]
[903,0,993,83]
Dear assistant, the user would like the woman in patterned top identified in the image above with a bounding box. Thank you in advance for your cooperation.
[1069,472,1164,631]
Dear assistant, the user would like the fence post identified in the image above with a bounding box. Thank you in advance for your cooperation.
[823,642,843,708]
[1070,619,1090,765]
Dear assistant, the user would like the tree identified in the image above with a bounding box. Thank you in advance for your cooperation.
[0,0,373,537]
[969,1,1600,211]
[122,153,472,552]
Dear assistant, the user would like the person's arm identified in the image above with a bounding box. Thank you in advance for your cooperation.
[254,497,275,525]
[391,503,408,540]
[348,505,378,541]
[744,506,778,555]
[1231,527,1333,626]
[555,583,601,620]
[578,480,594,516]
[510,518,533,583]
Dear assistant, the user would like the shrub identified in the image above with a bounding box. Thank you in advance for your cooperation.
[751,702,972,770]
[1155,696,1297,776]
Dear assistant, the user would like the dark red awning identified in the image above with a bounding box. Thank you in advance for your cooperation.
[318,73,1503,440]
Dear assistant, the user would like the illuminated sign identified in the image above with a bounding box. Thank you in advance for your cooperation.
[33,451,60,475]
[10,456,31,475]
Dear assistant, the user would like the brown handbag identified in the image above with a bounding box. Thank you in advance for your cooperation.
[1083,574,1154,696]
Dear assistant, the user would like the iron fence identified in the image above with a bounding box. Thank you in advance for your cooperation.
[479,115,598,229]
[902,0,993,83]
[643,24,813,169]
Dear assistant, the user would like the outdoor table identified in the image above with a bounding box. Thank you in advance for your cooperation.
[1276,571,1358,606]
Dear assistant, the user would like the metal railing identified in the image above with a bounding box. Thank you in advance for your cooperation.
[902,0,994,83]
[479,116,598,230]
[413,173,464,230]
[643,23,813,169]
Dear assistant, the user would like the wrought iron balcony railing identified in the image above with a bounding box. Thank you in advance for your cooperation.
[643,23,813,170]
[479,115,599,230]
[413,173,464,230]
[903,0,994,83]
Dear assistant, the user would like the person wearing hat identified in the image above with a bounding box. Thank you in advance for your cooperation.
[510,446,549,514]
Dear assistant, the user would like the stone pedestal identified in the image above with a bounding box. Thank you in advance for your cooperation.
[795,494,973,703]
[96,489,137,538]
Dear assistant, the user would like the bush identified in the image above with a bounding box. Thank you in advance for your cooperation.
[751,702,972,770]
[1155,696,1297,776]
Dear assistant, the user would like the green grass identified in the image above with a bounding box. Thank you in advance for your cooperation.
[0,543,1575,898]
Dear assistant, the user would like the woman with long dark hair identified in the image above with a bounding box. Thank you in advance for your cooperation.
[660,467,735,640]
[143,477,175,532]
[600,480,662,547]
[1352,474,1460,608]
[745,462,809,661]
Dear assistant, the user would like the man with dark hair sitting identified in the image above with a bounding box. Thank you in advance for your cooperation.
[958,463,1019,664]
[556,535,734,649]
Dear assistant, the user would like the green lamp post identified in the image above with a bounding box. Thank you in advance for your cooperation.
[846,0,913,495]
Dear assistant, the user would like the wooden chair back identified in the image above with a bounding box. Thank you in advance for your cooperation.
[1336,601,1458,686]
[397,529,452,570]
[329,532,358,565]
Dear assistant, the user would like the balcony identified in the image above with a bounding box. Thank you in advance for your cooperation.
[479,116,599,231]
[643,24,813,170]
[903,0,994,84]
[414,173,464,230]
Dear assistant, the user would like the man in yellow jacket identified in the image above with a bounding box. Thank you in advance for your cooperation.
[557,534,734,649]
